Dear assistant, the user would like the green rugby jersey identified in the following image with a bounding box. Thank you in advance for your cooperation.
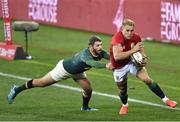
[63,48,109,74]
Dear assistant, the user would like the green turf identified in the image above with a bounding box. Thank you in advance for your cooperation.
[0,20,180,121]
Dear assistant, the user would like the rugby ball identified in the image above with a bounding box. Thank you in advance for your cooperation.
[131,52,143,66]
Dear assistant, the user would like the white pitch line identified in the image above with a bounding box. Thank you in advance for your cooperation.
[0,71,180,111]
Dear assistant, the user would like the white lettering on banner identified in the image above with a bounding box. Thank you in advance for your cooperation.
[0,47,15,58]
[4,22,11,41]
[1,0,9,18]
[1,0,13,45]
[28,0,58,23]
[161,1,180,42]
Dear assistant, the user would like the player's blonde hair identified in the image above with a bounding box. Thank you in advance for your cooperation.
[122,19,135,27]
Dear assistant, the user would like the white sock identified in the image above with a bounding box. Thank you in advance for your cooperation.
[162,96,169,103]
[122,103,128,107]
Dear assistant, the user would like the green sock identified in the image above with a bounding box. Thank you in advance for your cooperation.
[149,82,165,99]
[82,95,91,108]
[120,94,128,104]
[15,79,33,95]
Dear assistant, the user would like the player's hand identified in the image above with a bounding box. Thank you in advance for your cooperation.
[141,57,148,66]
[132,42,143,53]
[106,62,114,70]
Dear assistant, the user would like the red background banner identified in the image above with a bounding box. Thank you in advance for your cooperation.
[0,0,180,44]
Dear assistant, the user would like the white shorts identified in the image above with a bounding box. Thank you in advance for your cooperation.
[113,63,141,82]
[49,60,87,81]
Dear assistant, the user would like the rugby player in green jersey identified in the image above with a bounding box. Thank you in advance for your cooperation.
[7,35,114,111]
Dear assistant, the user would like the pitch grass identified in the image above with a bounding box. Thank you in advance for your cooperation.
[0,22,180,121]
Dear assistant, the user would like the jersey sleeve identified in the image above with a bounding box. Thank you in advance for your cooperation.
[81,49,107,69]
[101,50,110,60]
[111,32,123,46]
[81,53,106,68]
[86,59,106,68]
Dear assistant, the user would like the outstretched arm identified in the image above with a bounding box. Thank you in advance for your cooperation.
[102,50,110,60]
[86,59,106,68]
[86,59,114,70]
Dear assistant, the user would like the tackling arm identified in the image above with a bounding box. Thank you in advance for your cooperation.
[86,59,106,68]
[102,50,110,60]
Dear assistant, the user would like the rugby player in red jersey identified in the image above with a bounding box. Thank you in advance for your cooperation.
[110,18,177,115]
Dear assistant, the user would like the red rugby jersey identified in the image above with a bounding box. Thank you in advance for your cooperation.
[110,32,141,69]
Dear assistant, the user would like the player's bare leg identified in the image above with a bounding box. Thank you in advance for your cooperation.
[76,78,98,111]
[31,73,57,87]
[7,73,57,104]
[117,78,128,115]
[137,67,177,107]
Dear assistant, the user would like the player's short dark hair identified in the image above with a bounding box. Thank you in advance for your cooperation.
[88,35,102,45]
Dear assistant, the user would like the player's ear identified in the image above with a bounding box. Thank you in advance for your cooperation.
[88,44,93,48]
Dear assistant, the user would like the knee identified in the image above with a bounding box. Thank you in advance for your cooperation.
[85,88,92,94]
[119,86,126,93]
[143,78,153,85]
[117,81,127,95]
[83,87,92,97]
[119,88,127,95]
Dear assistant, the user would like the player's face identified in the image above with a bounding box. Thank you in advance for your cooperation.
[92,41,102,55]
[122,25,134,40]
